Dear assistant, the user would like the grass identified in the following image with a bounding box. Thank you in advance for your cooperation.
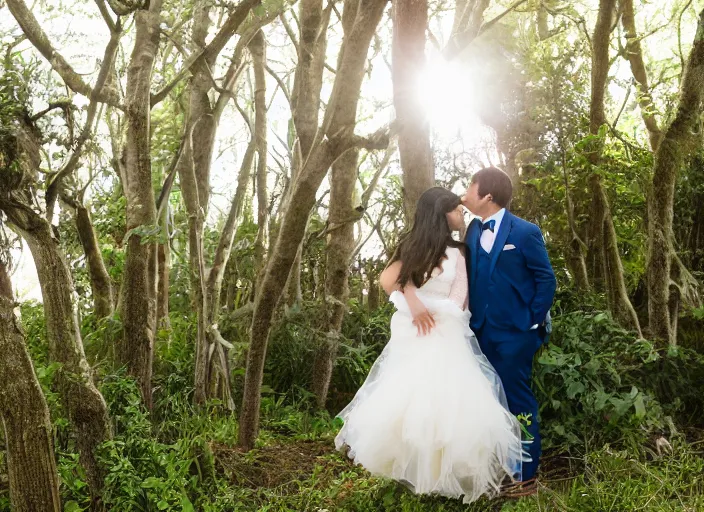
[206,427,704,512]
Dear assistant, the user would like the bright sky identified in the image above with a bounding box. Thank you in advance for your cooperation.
[1,0,699,302]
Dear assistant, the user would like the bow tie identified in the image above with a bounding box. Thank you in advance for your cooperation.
[482,220,496,233]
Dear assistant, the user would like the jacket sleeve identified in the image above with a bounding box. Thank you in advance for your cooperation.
[523,226,557,325]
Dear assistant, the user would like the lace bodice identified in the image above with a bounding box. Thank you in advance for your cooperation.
[417,247,468,310]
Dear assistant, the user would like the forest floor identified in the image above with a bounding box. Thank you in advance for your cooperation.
[209,427,704,512]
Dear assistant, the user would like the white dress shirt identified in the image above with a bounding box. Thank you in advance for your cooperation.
[480,208,506,253]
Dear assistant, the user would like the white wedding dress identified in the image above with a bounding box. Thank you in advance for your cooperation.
[335,247,524,503]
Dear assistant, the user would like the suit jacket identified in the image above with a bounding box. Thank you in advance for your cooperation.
[465,211,556,338]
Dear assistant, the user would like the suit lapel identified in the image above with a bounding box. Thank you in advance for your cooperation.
[488,211,513,276]
[466,217,481,280]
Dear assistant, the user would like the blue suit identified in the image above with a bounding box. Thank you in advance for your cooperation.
[465,211,556,480]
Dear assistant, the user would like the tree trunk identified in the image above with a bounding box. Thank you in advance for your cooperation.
[310,0,367,409]
[119,0,164,408]
[21,221,113,499]
[182,0,259,407]
[285,248,304,307]
[311,148,358,408]
[393,0,434,221]
[207,140,256,317]
[156,210,170,331]
[181,0,219,406]
[586,0,614,288]
[239,0,389,450]
[1,119,112,506]
[283,0,332,308]
[60,190,115,319]
[445,0,491,58]
[0,260,61,512]
[561,152,590,292]
[588,0,642,335]
[251,30,269,279]
[537,3,550,41]
[647,9,704,344]
[76,203,114,319]
[620,0,662,151]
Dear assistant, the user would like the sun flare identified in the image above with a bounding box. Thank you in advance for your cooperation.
[416,55,484,140]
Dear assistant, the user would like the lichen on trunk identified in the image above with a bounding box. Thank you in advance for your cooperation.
[0,260,61,512]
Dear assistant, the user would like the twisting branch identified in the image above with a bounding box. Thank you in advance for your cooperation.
[94,0,117,32]
[6,0,123,108]
[151,0,262,106]
[29,100,74,122]
[265,65,292,107]
[44,19,123,220]
[352,203,387,261]
[445,0,529,59]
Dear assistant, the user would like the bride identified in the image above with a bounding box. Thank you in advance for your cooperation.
[335,187,525,503]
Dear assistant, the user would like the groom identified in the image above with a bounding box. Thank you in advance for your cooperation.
[462,167,556,496]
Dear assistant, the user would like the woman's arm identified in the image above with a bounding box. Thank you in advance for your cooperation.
[380,261,403,295]
[379,260,435,335]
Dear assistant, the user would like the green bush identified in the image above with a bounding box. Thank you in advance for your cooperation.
[536,311,704,454]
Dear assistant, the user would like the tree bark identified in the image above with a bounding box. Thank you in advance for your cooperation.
[156,209,170,331]
[206,140,256,318]
[0,260,61,512]
[393,0,434,221]
[0,121,112,501]
[181,0,259,407]
[251,30,269,278]
[19,219,113,499]
[180,0,218,408]
[561,151,590,292]
[239,0,389,450]
[285,248,305,306]
[619,0,662,150]
[647,9,704,344]
[537,3,550,41]
[60,190,115,319]
[311,148,358,408]
[310,0,366,409]
[283,0,332,307]
[445,0,491,57]
[118,0,164,408]
[76,203,114,319]
[588,0,642,335]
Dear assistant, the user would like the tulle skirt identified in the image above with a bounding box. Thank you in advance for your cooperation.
[335,292,525,503]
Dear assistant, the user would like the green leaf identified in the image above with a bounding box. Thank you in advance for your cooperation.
[566,380,585,399]
[158,500,170,510]
[65,502,83,512]
[181,497,195,512]
[633,392,646,418]
[141,477,163,489]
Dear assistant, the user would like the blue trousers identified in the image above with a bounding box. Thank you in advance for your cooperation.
[475,323,542,480]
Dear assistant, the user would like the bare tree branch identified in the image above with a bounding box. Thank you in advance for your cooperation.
[44,20,123,219]
[6,0,123,107]
[445,0,529,59]
[151,0,262,106]
[29,100,74,121]
[94,0,118,32]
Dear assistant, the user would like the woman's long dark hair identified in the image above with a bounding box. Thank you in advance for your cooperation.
[389,187,464,289]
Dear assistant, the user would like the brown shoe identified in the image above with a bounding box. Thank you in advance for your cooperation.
[500,477,538,498]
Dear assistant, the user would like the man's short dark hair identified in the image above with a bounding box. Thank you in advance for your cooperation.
[471,166,512,208]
